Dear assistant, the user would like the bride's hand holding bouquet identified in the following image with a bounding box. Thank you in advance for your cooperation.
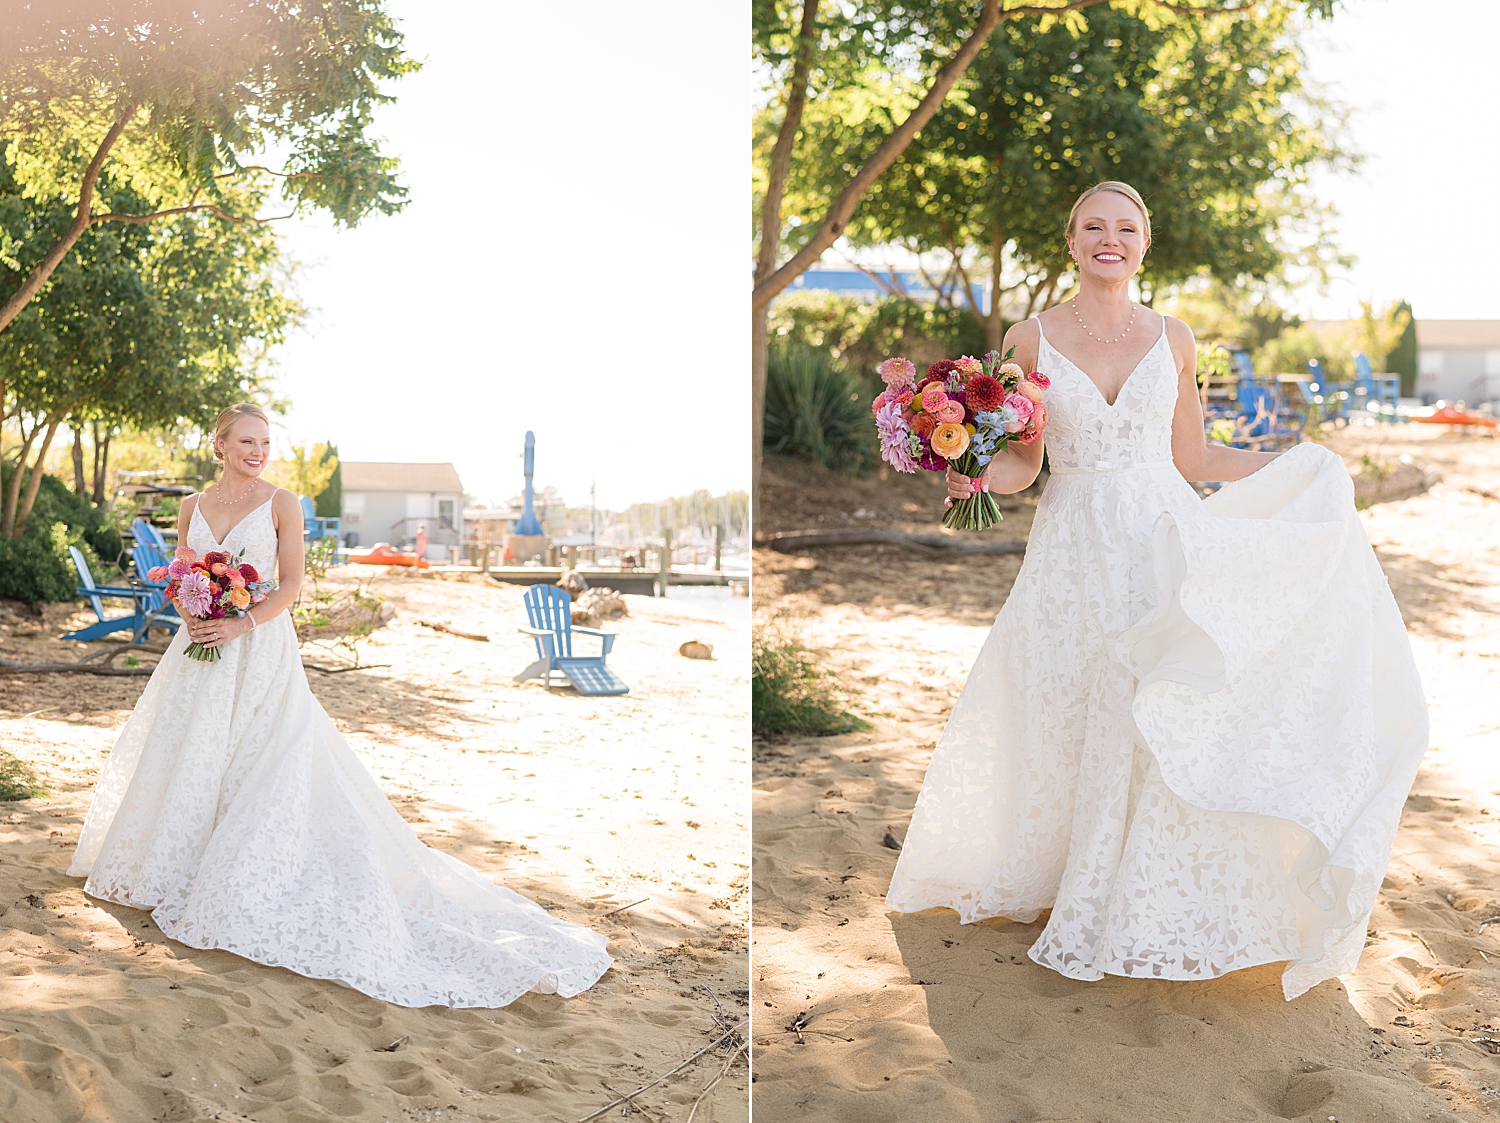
[872,348,1050,530]
[147,546,278,662]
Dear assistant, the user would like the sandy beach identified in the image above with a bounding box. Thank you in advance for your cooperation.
[752,427,1500,1122]
[0,569,749,1123]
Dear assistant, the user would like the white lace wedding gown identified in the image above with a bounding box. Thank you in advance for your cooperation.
[885,319,1428,1000]
[68,496,612,1008]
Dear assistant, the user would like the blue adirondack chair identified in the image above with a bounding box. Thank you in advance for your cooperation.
[1353,351,1401,413]
[514,584,628,695]
[128,542,182,641]
[299,495,340,542]
[61,547,147,642]
[131,518,168,550]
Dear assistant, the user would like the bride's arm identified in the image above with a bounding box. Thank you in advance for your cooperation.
[252,489,307,623]
[1168,318,1280,483]
[947,320,1047,499]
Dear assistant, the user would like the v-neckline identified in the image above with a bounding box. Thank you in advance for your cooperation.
[196,492,275,547]
[1037,315,1167,408]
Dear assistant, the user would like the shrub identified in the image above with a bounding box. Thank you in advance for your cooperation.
[752,623,869,736]
[763,345,877,474]
[0,751,43,801]
[0,466,123,603]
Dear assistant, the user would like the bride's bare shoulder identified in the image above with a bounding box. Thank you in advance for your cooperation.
[1161,313,1197,369]
[1002,317,1042,366]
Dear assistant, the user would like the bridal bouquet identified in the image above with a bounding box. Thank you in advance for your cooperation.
[871,348,1050,530]
[147,546,278,662]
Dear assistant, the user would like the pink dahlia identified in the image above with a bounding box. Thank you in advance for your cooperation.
[953,356,984,379]
[875,401,918,473]
[178,569,213,617]
[878,357,917,390]
[919,386,949,412]
[1025,370,1051,390]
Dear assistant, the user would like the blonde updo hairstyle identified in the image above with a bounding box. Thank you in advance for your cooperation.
[1065,181,1152,248]
[211,402,270,463]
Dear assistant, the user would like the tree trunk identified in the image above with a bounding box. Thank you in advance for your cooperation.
[91,422,106,506]
[12,415,62,539]
[71,425,87,497]
[0,111,134,336]
[1,420,39,538]
[752,0,819,530]
[986,223,1006,351]
[752,304,769,529]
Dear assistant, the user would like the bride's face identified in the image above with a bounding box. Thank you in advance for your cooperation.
[220,418,271,478]
[1068,193,1149,283]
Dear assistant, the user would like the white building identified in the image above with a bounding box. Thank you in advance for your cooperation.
[340,462,465,560]
[1416,320,1500,406]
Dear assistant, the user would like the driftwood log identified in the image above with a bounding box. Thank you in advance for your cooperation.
[757,528,1027,558]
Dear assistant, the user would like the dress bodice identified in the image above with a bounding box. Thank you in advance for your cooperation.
[1035,317,1179,472]
[187,492,281,576]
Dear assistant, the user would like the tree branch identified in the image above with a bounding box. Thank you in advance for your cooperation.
[0,109,136,335]
[92,203,299,225]
[755,0,820,286]
[752,0,1117,310]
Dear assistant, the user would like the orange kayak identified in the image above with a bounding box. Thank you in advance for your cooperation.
[1414,406,1498,429]
[352,543,431,568]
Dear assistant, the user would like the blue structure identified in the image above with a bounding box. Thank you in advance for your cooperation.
[515,430,544,536]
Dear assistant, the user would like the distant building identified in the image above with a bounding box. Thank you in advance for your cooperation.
[340,462,464,558]
[782,267,983,306]
[1415,320,1500,405]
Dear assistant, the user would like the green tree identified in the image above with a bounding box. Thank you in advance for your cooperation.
[1386,300,1417,396]
[315,444,342,519]
[0,158,301,539]
[750,0,1337,508]
[0,0,417,336]
[783,6,1343,349]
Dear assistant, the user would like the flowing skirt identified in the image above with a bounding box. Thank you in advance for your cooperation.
[69,614,612,1008]
[885,443,1427,999]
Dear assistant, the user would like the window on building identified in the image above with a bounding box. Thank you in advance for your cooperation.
[439,499,455,529]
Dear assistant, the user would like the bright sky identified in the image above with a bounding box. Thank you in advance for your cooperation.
[1298,0,1499,320]
[271,3,745,509]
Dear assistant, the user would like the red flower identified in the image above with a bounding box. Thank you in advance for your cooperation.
[966,374,1005,412]
[926,359,959,383]
[238,563,260,583]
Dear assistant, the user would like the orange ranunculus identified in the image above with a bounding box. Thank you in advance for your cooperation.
[911,413,938,437]
[208,581,222,596]
[930,422,970,459]
[229,587,251,609]
[210,562,229,576]
[228,572,247,589]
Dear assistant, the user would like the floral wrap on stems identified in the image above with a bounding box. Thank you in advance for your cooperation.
[870,349,1050,531]
[146,546,278,662]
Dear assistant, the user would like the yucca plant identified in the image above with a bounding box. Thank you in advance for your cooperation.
[763,345,876,474]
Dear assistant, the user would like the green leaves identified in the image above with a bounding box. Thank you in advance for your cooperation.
[0,0,419,227]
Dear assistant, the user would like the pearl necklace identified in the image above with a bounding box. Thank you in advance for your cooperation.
[1071,299,1137,345]
[215,477,256,506]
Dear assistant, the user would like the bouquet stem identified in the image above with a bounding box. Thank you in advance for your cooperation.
[943,449,1004,531]
[183,641,222,663]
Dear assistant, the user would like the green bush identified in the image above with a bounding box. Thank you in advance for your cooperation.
[0,751,43,801]
[0,466,123,603]
[764,345,877,474]
[752,624,869,736]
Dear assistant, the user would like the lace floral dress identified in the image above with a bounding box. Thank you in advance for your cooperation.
[884,319,1428,1000]
[68,495,612,1008]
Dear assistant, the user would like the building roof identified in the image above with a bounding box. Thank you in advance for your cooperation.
[1415,320,1500,349]
[341,462,464,492]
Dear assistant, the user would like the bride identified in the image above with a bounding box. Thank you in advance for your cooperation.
[68,403,612,1007]
[884,182,1428,1000]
